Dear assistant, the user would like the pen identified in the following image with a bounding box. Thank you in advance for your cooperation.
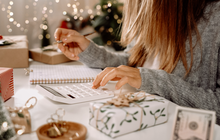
[54,31,96,44]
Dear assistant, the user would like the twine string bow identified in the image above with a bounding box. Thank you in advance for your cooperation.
[107,91,147,107]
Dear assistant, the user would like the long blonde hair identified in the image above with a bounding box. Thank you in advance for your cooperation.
[120,0,217,74]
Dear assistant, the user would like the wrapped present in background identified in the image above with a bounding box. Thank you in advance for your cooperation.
[29,46,71,65]
[0,96,16,140]
[89,92,169,138]
[0,68,14,101]
[0,35,29,68]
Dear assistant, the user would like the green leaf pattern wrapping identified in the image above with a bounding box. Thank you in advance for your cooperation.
[89,94,169,138]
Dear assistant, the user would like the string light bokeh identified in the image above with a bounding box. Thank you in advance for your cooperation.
[1,0,100,32]
[0,0,101,47]
[0,0,123,48]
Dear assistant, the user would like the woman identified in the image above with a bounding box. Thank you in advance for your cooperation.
[54,0,220,124]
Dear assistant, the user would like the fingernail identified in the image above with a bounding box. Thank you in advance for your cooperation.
[71,54,75,57]
[64,38,67,41]
[92,84,99,89]
[92,82,96,87]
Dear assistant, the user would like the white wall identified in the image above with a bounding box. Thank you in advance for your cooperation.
[0,0,100,48]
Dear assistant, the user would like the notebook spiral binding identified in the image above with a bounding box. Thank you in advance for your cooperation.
[30,77,95,84]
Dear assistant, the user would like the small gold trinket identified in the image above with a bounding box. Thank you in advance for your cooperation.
[46,108,69,138]
[47,126,59,138]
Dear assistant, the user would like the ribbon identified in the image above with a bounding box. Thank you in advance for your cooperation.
[107,91,147,107]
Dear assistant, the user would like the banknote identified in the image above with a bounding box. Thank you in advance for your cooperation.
[171,106,216,140]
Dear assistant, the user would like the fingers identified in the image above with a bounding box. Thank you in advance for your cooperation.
[92,65,142,90]
[57,42,65,52]
[54,28,82,60]
[54,28,67,41]
[62,34,90,51]
[54,28,79,41]
[62,34,82,43]
[54,28,61,41]
[54,28,91,57]
[100,68,126,86]
[115,76,129,90]
[92,67,115,89]
[67,45,81,60]
[54,28,82,43]
[57,43,80,60]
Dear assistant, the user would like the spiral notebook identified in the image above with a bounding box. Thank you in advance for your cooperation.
[29,65,102,84]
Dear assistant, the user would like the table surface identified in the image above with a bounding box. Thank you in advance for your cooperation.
[4,60,220,140]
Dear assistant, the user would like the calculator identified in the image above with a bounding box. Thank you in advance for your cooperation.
[36,83,114,104]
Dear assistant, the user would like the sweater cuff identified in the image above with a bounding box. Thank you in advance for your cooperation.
[137,67,153,92]
[78,41,99,63]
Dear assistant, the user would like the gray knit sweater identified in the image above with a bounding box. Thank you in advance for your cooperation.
[78,2,220,125]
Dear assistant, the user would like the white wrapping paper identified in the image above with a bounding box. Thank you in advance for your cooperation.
[89,93,169,138]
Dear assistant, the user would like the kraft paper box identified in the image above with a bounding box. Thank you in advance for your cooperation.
[0,68,14,101]
[89,93,169,138]
[29,47,71,65]
[0,35,29,68]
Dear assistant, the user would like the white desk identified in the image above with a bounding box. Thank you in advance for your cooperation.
[5,60,220,140]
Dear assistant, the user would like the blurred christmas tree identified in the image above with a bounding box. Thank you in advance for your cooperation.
[91,0,124,51]
[41,18,51,48]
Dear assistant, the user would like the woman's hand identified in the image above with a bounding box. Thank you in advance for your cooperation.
[92,65,142,90]
[54,28,90,60]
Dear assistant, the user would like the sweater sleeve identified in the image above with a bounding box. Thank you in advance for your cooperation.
[78,41,130,69]
[138,65,220,124]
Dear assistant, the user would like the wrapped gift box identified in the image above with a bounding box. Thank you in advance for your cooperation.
[0,68,14,101]
[29,46,71,65]
[89,92,169,138]
[0,35,29,68]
